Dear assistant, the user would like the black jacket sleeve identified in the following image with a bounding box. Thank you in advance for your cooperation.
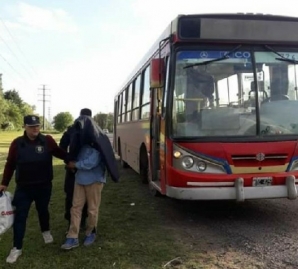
[59,125,73,151]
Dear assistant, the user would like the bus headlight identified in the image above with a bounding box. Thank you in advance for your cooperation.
[197,161,207,172]
[182,156,194,169]
[173,150,182,159]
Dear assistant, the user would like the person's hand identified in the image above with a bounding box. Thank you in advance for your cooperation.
[0,185,7,192]
[67,161,76,169]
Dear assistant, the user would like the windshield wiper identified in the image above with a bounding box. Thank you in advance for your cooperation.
[264,45,298,64]
[183,45,242,69]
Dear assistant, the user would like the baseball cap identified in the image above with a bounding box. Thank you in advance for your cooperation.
[80,108,92,117]
[24,115,40,126]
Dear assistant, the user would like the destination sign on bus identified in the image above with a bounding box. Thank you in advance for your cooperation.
[177,51,252,61]
[178,51,298,61]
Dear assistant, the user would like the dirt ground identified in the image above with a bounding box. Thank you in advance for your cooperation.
[150,190,298,269]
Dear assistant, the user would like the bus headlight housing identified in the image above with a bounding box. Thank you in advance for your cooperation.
[173,144,226,174]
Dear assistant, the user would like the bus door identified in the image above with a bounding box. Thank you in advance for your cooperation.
[149,87,161,185]
[149,58,166,193]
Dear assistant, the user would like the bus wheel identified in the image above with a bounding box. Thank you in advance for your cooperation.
[140,150,149,184]
[118,140,129,168]
[140,150,162,196]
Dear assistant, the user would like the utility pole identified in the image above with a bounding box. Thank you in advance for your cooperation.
[48,107,51,129]
[38,85,51,130]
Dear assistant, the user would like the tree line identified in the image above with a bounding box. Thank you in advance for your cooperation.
[0,87,114,133]
[53,112,114,132]
[0,88,36,130]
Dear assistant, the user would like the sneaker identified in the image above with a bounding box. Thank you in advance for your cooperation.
[6,247,22,263]
[42,231,54,244]
[61,238,79,250]
[83,233,96,246]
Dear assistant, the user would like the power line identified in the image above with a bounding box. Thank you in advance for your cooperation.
[38,85,51,130]
[0,34,34,79]
[0,52,28,82]
[0,16,40,78]
[0,64,23,84]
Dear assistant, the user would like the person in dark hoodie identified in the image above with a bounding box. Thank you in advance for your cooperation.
[59,108,90,231]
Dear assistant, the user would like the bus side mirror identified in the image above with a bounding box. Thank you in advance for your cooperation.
[150,58,165,88]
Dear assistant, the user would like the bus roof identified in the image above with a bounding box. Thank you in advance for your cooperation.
[115,13,298,98]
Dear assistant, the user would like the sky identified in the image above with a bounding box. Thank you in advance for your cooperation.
[0,0,297,120]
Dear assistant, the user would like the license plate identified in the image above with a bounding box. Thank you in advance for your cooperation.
[252,177,273,187]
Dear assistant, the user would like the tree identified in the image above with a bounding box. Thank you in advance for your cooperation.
[4,101,23,127]
[106,113,114,132]
[0,88,36,130]
[93,113,107,129]
[0,74,3,96]
[93,112,114,132]
[0,95,9,129]
[53,112,73,132]
[4,89,23,107]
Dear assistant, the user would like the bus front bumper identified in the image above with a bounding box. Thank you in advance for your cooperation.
[166,176,298,201]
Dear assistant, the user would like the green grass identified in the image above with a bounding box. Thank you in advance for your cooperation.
[0,132,185,269]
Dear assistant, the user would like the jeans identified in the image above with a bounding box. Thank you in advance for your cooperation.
[12,183,52,249]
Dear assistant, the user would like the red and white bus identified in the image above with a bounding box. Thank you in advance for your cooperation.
[114,13,298,201]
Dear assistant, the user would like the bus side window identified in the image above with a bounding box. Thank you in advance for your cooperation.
[162,57,170,117]
[118,93,123,123]
[141,66,150,119]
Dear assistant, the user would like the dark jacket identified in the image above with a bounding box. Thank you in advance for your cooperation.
[69,116,119,183]
[1,132,66,187]
[59,125,75,151]
[15,135,53,186]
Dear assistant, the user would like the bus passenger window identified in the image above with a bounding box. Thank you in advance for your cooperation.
[140,66,150,119]
[132,75,141,120]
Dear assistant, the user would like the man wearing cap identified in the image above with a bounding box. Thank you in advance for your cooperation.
[0,115,67,263]
[59,108,91,232]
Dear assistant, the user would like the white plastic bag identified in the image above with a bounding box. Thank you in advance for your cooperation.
[0,191,14,235]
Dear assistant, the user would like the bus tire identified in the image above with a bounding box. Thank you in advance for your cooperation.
[118,138,129,168]
[140,146,149,184]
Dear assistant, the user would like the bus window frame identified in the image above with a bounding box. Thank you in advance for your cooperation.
[162,56,170,118]
[132,74,141,121]
[140,65,151,120]
[126,83,133,122]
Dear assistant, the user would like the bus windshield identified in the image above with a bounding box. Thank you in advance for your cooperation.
[172,47,298,138]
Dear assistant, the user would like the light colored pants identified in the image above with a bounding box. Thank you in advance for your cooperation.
[67,182,104,238]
